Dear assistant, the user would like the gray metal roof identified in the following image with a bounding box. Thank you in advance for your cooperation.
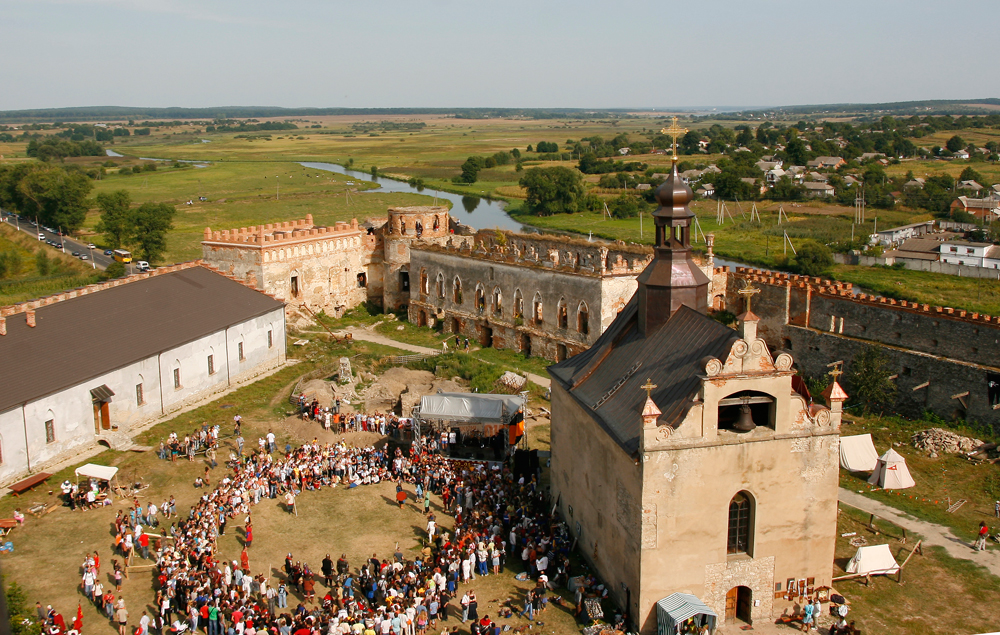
[0,266,284,414]
[549,300,736,455]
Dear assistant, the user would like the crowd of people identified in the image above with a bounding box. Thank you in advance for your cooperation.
[65,415,577,635]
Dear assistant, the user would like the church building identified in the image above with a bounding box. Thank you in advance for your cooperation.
[548,153,844,631]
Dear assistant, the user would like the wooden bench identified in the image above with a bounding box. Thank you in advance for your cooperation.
[8,472,52,497]
[0,519,17,536]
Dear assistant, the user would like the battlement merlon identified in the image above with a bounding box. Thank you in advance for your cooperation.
[725,266,1000,326]
[202,215,362,248]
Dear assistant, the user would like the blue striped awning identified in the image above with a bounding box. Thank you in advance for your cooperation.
[656,593,718,635]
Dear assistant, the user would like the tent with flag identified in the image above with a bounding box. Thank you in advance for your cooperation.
[868,448,915,489]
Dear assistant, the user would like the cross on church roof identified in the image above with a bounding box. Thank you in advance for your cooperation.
[641,378,657,399]
[827,362,844,382]
[661,116,688,161]
[737,279,760,314]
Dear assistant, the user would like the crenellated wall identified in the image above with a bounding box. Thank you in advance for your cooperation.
[721,267,1000,425]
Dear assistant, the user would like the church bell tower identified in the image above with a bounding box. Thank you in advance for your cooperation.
[635,119,710,335]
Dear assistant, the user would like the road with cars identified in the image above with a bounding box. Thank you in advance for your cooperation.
[1,211,115,271]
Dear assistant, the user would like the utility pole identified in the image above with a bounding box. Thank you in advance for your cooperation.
[276,176,280,201]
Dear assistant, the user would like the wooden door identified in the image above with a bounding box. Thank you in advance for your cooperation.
[736,587,753,624]
[100,402,111,430]
[724,587,737,621]
[93,403,101,434]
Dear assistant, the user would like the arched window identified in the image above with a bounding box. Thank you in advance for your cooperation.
[420,269,429,295]
[433,215,440,230]
[532,292,543,324]
[436,273,445,299]
[718,390,776,432]
[512,289,524,319]
[492,286,503,316]
[727,492,754,555]
[577,301,589,335]
[557,297,568,329]
[475,284,486,313]
[453,277,463,304]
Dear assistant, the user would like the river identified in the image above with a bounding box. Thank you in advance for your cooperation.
[300,162,524,232]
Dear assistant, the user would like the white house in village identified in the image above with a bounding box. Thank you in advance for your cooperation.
[939,240,1000,269]
[0,264,286,485]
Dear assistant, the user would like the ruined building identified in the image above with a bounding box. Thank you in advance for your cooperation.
[548,156,843,631]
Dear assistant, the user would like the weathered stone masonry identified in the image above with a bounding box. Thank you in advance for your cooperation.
[722,267,1000,426]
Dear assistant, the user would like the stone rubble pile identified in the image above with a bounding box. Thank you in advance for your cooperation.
[911,428,984,454]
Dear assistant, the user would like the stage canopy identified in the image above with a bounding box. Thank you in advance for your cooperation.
[656,593,718,635]
[416,393,523,424]
[75,464,118,481]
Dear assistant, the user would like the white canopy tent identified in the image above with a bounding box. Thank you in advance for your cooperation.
[415,393,523,424]
[75,464,118,481]
[846,544,900,576]
[656,593,718,635]
[868,449,916,489]
[840,434,880,472]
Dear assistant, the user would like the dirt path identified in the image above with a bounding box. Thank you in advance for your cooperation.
[342,326,552,388]
[839,487,1000,577]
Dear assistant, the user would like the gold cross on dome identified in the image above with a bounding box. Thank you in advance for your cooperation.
[737,279,760,313]
[661,116,688,159]
[641,378,657,399]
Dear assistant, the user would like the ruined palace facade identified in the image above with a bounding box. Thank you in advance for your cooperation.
[407,231,654,361]
[719,268,1000,426]
[201,207,450,316]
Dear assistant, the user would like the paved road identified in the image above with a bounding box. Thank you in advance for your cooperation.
[2,211,112,270]
[343,325,552,388]
[839,487,1000,577]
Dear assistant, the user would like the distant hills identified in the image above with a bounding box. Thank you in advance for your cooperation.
[0,100,997,123]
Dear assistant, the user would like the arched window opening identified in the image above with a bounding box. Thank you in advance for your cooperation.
[420,269,429,295]
[718,390,775,432]
[532,292,543,324]
[475,285,486,313]
[357,272,367,288]
[727,492,754,555]
[453,277,463,304]
[436,273,445,298]
[400,219,406,235]
[433,215,440,230]
[492,286,503,316]
[577,301,589,335]
[557,298,568,329]
[415,220,423,238]
[512,289,524,319]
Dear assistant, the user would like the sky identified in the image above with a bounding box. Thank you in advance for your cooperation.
[1,0,998,111]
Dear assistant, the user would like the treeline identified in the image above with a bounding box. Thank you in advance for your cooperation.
[26,137,105,161]
[95,190,175,263]
[453,149,522,184]
[0,163,93,231]
[205,121,298,133]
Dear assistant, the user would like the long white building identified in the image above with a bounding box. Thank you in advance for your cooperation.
[0,263,286,485]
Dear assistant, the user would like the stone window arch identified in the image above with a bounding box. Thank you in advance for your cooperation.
[577,301,589,335]
[433,215,441,231]
[532,292,543,323]
[557,297,568,329]
[436,273,445,298]
[492,286,503,316]
[453,276,463,304]
[727,491,755,556]
[420,268,429,295]
[512,289,524,319]
[475,284,486,313]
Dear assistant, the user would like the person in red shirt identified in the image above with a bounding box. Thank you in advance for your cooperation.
[977,521,989,551]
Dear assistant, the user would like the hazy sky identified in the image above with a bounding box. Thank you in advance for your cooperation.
[2,0,997,111]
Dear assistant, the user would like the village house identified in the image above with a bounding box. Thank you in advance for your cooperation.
[874,220,935,246]
[806,156,846,169]
[803,182,836,198]
[0,264,287,485]
[951,196,1000,221]
[939,240,1000,269]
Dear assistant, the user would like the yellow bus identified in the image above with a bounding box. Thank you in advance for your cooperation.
[113,249,133,263]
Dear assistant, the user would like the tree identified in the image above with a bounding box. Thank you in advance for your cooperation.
[607,194,646,219]
[132,202,176,263]
[794,240,833,277]
[370,165,378,177]
[518,167,585,215]
[845,345,897,415]
[945,135,965,153]
[103,261,126,279]
[456,156,485,184]
[5,578,43,635]
[784,137,810,166]
[35,249,50,276]
[959,166,983,184]
[16,165,92,231]
[95,190,134,248]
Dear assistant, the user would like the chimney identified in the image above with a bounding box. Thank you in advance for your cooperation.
[0,316,5,335]
[821,380,848,428]
[26,310,36,328]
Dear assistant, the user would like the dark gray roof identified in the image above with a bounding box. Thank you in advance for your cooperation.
[548,300,737,455]
[0,266,284,414]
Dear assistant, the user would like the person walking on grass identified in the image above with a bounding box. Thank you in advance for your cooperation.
[976,521,989,551]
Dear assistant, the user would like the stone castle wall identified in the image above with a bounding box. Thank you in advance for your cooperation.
[723,268,1000,425]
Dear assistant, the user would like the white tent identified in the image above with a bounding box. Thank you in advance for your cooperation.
[840,434,879,472]
[846,544,900,576]
[416,393,523,424]
[867,448,916,489]
[75,464,118,481]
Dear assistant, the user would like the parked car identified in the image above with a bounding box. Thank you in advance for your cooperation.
[135,261,151,272]
[87,243,96,249]
[38,233,45,240]
[71,251,80,257]
[79,255,89,261]
[103,249,113,256]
